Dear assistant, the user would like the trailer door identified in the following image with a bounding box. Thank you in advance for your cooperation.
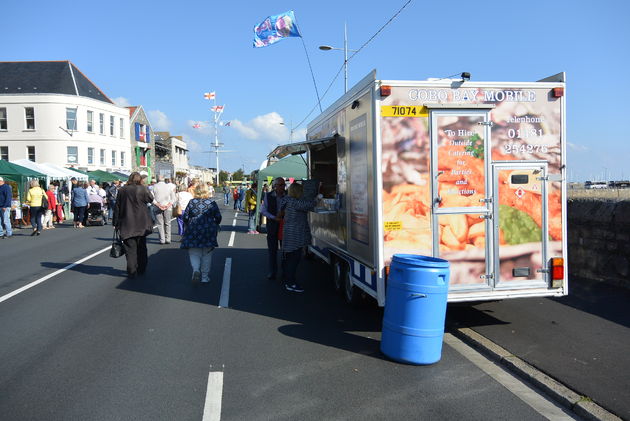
[492,163,548,288]
[430,110,493,289]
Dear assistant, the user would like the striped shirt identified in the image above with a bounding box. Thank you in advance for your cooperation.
[280,196,316,253]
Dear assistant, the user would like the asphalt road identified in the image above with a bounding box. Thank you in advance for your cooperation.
[0,200,583,420]
[447,278,630,420]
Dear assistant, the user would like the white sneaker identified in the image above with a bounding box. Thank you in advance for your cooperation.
[201,278,210,283]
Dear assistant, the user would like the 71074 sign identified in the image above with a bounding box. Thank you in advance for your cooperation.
[381,105,428,117]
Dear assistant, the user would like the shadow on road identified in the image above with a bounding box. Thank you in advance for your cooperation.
[41,261,127,277]
[553,276,630,328]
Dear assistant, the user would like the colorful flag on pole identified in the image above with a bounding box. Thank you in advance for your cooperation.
[192,122,201,129]
[211,105,224,112]
[204,92,216,100]
[253,10,301,48]
[220,121,231,127]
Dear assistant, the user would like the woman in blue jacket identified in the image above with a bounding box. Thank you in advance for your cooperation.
[72,182,89,228]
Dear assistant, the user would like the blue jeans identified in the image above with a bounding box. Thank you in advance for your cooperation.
[0,208,12,236]
[248,210,257,232]
[108,199,116,221]
[224,193,229,205]
[30,206,43,231]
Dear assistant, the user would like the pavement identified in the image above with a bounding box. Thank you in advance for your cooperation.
[0,199,626,420]
[446,278,630,420]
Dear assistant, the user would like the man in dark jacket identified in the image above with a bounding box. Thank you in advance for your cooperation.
[0,177,13,238]
[260,177,286,279]
[114,172,154,278]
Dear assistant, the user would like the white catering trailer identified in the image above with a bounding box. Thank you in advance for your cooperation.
[269,70,568,306]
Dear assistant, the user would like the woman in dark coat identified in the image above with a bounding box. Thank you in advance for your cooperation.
[114,172,154,278]
[180,183,222,283]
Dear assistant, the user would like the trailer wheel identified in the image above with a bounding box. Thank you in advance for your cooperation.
[332,260,344,293]
[342,265,362,306]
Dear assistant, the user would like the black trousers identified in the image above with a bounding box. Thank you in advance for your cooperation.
[267,227,280,276]
[29,206,43,231]
[282,249,302,285]
[123,236,148,276]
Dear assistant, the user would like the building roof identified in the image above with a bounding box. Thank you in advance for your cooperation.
[127,106,138,117]
[0,60,113,104]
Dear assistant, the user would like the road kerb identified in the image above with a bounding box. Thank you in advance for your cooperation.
[450,327,622,421]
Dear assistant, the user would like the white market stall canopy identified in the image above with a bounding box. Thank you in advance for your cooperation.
[12,159,70,181]
[42,163,89,181]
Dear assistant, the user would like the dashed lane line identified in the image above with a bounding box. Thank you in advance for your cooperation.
[218,258,232,308]
[202,371,223,421]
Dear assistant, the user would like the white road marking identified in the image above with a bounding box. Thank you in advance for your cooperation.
[0,218,180,305]
[218,258,231,308]
[235,212,238,218]
[202,371,223,421]
[0,245,111,304]
[232,219,236,227]
[444,333,576,420]
[228,231,235,247]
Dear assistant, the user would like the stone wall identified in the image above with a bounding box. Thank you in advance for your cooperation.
[568,199,630,288]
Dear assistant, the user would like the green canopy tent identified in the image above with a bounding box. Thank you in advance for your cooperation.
[88,170,123,184]
[0,159,47,202]
[254,154,308,225]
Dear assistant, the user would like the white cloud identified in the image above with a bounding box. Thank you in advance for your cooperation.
[112,96,131,107]
[148,110,172,130]
[568,142,589,152]
[232,112,291,142]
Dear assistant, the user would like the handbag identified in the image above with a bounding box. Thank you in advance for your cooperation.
[41,191,49,210]
[110,229,125,258]
[173,204,182,217]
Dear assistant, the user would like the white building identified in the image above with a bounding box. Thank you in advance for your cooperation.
[0,61,131,172]
[154,131,189,180]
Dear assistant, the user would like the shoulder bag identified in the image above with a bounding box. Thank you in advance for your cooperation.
[41,189,49,209]
[110,229,125,258]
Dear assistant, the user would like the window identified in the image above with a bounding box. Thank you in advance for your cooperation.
[121,151,125,167]
[27,146,35,161]
[66,108,77,131]
[111,150,116,166]
[0,146,8,160]
[99,113,104,134]
[110,115,115,136]
[25,107,35,130]
[100,149,105,165]
[119,118,124,138]
[87,147,94,164]
[87,111,93,132]
[0,108,7,130]
[67,146,78,164]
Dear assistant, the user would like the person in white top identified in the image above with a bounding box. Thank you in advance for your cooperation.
[175,184,193,236]
[86,179,99,196]
[152,175,177,244]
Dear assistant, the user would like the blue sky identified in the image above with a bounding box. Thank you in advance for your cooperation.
[2,0,629,180]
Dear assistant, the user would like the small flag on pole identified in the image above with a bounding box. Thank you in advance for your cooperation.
[192,122,201,129]
[204,92,216,100]
[211,105,224,112]
[253,10,301,48]
[220,121,231,127]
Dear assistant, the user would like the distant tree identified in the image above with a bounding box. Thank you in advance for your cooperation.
[232,169,244,181]
[219,170,230,183]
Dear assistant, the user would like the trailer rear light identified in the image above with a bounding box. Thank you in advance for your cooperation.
[552,87,564,98]
[380,85,391,97]
[550,258,564,288]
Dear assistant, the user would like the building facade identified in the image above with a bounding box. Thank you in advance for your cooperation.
[127,105,154,179]
[0,61,131,172]
[154,131,189,181]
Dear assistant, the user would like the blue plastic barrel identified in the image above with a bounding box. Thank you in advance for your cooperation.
[381,254,450,365]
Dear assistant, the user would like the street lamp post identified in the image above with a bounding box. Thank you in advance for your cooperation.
[279,121,294,142]
[319,23,357,93]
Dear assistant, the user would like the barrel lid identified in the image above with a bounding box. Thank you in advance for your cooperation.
[392,254,450,268]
